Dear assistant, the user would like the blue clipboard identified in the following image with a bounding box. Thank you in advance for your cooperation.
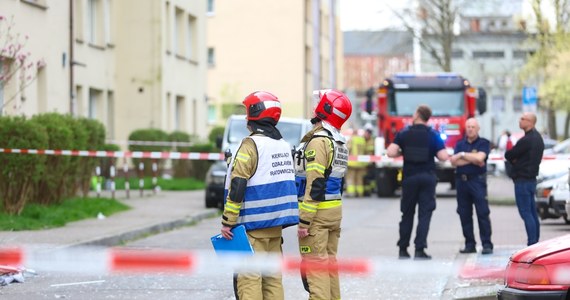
[211,225,254,254]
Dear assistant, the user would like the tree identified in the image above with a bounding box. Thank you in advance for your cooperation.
[519,0,569,139]
[393,0,460,72]
[0,15,45,116]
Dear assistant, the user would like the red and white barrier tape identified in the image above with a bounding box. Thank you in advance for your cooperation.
[10,245,570,284]
[0,148,224,161]
[1,148,569,163]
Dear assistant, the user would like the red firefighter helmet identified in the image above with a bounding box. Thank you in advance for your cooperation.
[242,91,281,122]
[312,89,352,130]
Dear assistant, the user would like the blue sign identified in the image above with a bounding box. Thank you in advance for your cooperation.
[522,87,537,105]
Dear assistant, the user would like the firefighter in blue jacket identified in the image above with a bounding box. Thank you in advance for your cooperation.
[220,91,299,300]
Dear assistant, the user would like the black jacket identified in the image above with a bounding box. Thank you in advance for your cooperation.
[504,128,544,180]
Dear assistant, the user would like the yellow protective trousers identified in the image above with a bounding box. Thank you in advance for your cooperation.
[345,167,366,197]
[234,234,284,300]
[299,206,342,300]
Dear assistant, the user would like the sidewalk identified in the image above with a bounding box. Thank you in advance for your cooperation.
[0,190,219,248]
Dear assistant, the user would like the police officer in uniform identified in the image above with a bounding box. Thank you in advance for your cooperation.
[450,118,493,255]
[386,105,449,260]
[295,89,352,300]
[220,91,299,300]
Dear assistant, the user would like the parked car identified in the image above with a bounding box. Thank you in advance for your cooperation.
[544,137,570,155]
[535,172,569,223]
[497,234,570,299]
[205,115,312,208]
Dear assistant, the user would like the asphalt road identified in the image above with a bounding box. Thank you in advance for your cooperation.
[3,179,569,300]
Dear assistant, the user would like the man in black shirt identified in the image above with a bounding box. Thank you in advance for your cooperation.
[505,112,544,246]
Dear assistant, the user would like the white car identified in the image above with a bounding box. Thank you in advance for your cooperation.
[535,172,569,224]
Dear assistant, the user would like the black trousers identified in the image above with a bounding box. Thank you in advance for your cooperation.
[397,172,437,250]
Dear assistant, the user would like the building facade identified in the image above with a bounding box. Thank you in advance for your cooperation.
[0,0,208,145]
[206,0,343,124]
[420,0,544,143]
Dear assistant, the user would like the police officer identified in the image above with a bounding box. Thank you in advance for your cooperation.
[386,105,449,260]
[296,89,352,300]
[220,91,299,300]
[450,118,493,255]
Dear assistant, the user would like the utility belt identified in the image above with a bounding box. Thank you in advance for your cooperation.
[456,173,486,181]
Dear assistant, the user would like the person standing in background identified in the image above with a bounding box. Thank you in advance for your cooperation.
[363,127,376,196]
[505,112,544,246]
[345,129,367,197]
[386,105,449,260]
[450,118,493,255]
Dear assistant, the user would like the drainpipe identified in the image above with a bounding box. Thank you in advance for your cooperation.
[69,0,75,116]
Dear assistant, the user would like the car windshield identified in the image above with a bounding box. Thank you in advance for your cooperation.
[389,90,464,117]
[226,119,305,147]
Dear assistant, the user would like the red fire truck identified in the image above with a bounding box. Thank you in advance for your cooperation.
[373,73,487,196]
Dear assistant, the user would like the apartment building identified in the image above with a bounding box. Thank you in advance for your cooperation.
[420,0,540,142]
[206,0,343,124]
[0,0,208,144]
[343,30,414,94]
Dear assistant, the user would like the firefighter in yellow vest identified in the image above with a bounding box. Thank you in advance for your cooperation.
[220,91,299,300]
[346,129,368,197]
[363,127,376,196]
[295,89,352,300]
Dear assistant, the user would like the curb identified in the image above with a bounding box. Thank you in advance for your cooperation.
[69,209,220,248]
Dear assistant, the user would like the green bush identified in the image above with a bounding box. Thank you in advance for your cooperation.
[128,129,170,176]
[169,131,192,178]
[188,143,217,180]
[208,126,225,150]
[77,118,107,197]
[30,113,75,205]
[0,116,49,215]
[62,115,89,198]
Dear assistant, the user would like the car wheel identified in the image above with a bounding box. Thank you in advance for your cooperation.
[205,196,217,208]
[563,215,570,225]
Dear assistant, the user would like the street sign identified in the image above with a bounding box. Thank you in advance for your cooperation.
[522,86,537,112]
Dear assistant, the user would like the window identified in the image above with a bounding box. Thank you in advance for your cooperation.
[175,96,185,130]
[208,104,216,124]
[74,0,84,41]
[187,14,197,60]
[104,0,113,44]
[36,64,47,113]
[513,95,522,112]
[513,50,528,59]
[87,0,103,45]
[451,50,464,59]
[492,95,505,112]
[107,91,115,139]
[165,2,172,53]
[472,51,504,59]
[174,7,184,57]
[207,47,215,66]
[207,0,215,15]
[89,88,102,119]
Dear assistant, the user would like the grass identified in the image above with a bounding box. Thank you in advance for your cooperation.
[0,197,130,231]
[109,177,205,191]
